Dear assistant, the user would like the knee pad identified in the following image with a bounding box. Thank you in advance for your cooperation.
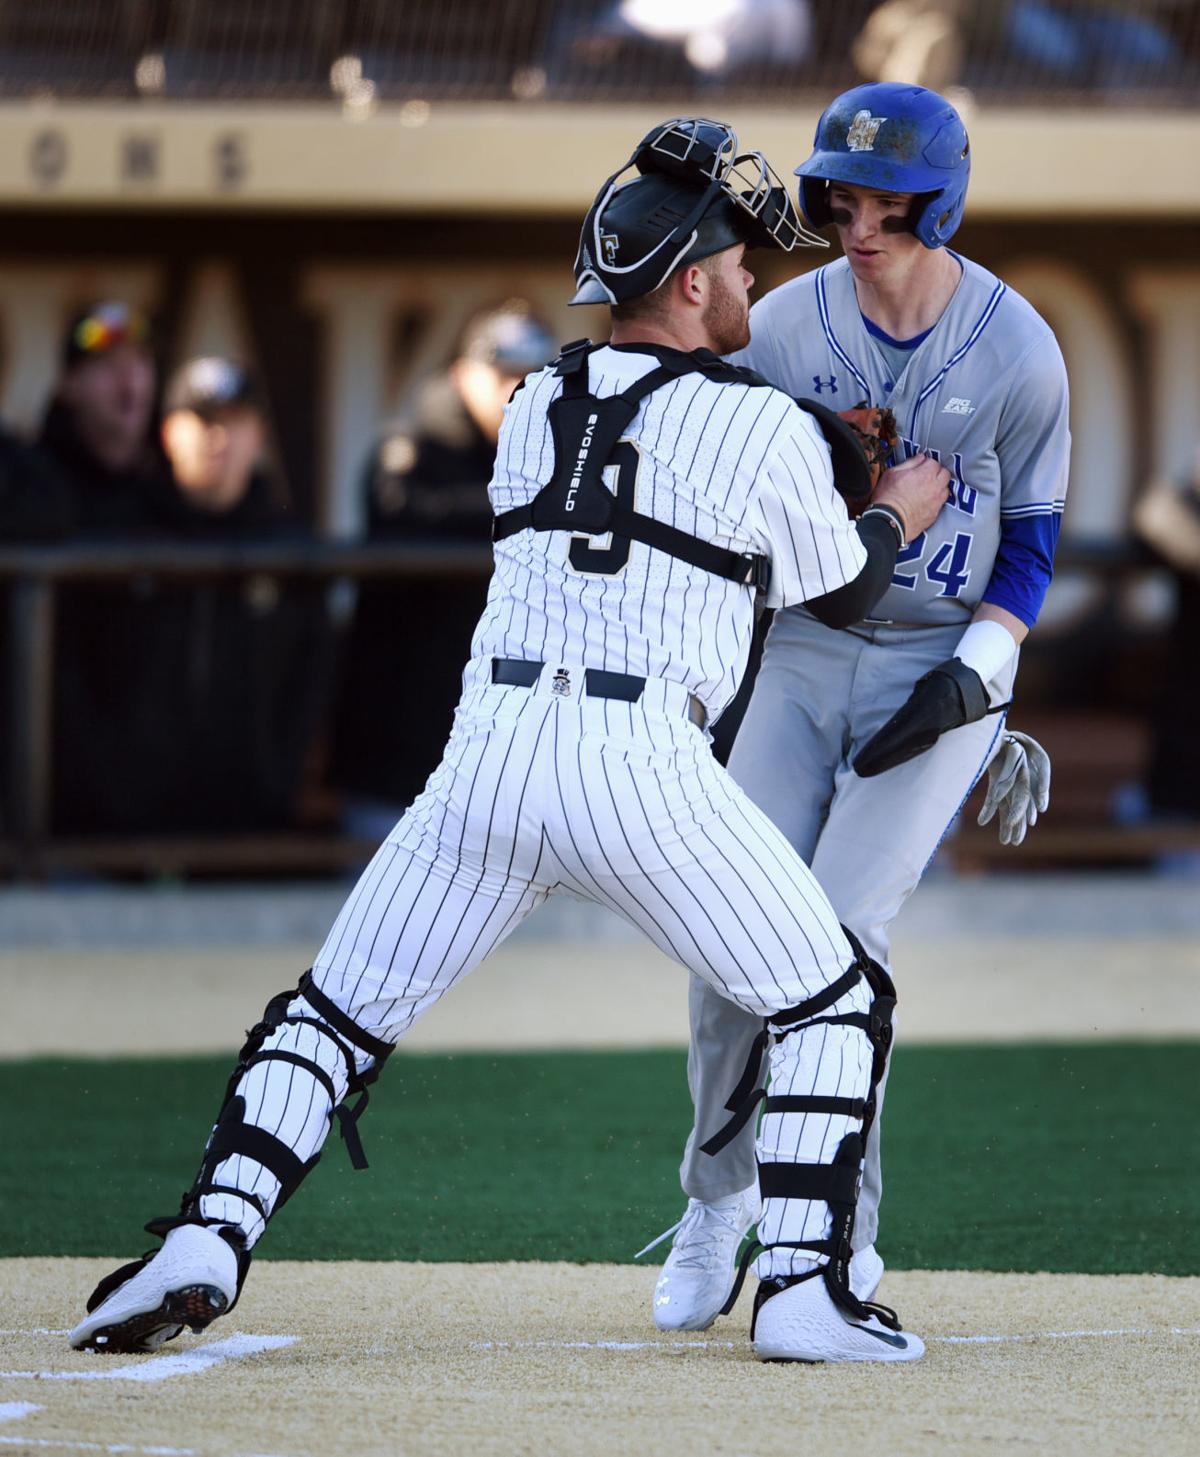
[148,971,394,1269]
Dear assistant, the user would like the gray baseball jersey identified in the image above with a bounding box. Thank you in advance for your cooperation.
[732,253,1070,628]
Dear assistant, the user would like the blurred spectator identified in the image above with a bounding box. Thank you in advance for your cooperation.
[142,356,333,834]
[9,302,178,538]
[1,303,177,837]
[853,0,966,91]
[2,335,329,840]
[329,301,555,833]
[1006,1,1181,88]
[160,356,283,532]
[1132,456,1200,824]
[366,305,556,542]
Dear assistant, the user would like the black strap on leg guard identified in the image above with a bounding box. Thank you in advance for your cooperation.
[160,972,397,1262]
[700,963,864,1157]
[744,1134,903,1336]
[297,970,395,1171]
[725,1028,769,1112]
[697,1027,770,1156]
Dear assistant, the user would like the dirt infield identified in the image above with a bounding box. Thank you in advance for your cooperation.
[4,1260,1197,1457]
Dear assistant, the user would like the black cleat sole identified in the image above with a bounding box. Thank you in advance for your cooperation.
[75,1284,229,1355]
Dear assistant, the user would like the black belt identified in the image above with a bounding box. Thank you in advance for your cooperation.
[491,658,706,728]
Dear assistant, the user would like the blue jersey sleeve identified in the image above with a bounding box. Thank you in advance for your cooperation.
[982,328,1070,628]
[983,511,1062,628]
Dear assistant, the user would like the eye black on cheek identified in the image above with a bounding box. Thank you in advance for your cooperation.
[829,207,852,226]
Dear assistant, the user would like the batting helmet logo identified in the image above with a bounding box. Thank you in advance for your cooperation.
[846,111,886,152]
[601,233,620,266]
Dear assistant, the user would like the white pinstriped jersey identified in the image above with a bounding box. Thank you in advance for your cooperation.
[194,342,877,1284]
[469,344,867,720]
[732,255,1070,628]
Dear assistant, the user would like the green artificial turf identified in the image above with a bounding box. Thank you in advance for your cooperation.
[4,1043,1197,1273]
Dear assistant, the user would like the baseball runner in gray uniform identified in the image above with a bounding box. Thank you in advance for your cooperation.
[70,117,954,1364]
[644,84,1069,1331]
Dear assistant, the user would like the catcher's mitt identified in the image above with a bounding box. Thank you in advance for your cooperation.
[796,397,899,514]
[837,402,899,494]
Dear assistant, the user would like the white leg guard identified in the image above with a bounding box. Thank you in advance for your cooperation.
[703,933,903,1336]
[750,936,901,1334]
[138,969,393,1323]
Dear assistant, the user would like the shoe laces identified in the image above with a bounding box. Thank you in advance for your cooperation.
[633,1196,751,1267]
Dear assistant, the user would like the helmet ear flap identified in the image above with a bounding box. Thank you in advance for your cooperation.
[799,176,834,230]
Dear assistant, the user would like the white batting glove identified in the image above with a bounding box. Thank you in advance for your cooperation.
[977,730,1051,847]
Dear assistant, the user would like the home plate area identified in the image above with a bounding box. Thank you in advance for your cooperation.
[2,1260,1197,1457]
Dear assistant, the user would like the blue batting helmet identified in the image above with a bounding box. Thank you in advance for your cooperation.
[795,83,970,249]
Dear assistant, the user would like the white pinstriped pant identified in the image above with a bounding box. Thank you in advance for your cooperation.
[208,661,873,1279]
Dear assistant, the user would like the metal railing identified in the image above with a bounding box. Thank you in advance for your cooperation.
[0,535,1163,877]
[0,539,491,872]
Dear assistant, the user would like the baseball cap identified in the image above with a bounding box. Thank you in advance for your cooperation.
[62,301,151,367]
[458,304,555,375]
[163,357,262,419]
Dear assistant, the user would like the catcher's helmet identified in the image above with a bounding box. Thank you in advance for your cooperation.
[571,117,825,307]
[795,83,970,249]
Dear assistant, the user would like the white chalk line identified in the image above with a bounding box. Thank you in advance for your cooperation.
[0,1402,44,1423]
[937,1326,1200,1344]
[472,1327,1200,1354]
[0,1441,195,1454]
[0,1436,296,1456]
[0,1332,296,1384]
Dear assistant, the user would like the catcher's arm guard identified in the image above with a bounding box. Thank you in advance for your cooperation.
[853,657,993,778]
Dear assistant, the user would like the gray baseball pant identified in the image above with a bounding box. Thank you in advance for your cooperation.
[680,607,1016,1251]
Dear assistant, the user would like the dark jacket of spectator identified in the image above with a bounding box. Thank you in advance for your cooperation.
[328,374,497,808]
[4,342,330,838]
[128,356,334,837]
[329,305,554,810]
[157,467,333,836]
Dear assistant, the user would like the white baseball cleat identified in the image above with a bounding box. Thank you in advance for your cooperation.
[639,1184,761,1331]
[752,1271,924,1363]
[69,1223,239,1354]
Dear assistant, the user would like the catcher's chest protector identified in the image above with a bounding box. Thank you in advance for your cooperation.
[493,340,771,589]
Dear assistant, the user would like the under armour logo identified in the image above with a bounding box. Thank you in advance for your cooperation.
[812,374,838,394]
[601,232,620,266]
[551,667,572,697]
[846,110,887,152]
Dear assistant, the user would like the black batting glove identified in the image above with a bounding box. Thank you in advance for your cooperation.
[853,657,990,778]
